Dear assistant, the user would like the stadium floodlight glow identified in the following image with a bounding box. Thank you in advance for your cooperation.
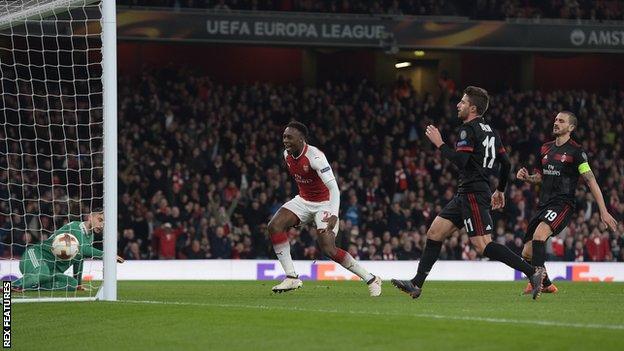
[414,50,425,57]
[2,0,118,303]
[395,62,412,68]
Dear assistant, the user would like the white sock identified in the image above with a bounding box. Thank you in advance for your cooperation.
[338,251,374,283]
[273,241,297,278]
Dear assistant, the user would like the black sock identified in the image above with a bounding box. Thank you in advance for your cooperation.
[532,240,549,286]
[411,239,442,288]
[483,242,535,278]
[532,240,546,267]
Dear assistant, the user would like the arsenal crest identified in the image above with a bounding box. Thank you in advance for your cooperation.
[303,164,309,172]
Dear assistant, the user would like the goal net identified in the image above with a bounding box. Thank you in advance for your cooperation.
[0,0,117,302]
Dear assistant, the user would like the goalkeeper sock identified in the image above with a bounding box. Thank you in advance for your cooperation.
[332,248,374,282]
[270,232,297,278]
[483,242,535,278]
[411,239,442,288]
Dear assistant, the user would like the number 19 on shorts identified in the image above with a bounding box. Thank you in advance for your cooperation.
[545,210,558,222]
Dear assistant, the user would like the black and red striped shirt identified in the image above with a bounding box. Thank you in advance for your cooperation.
[535,139,588,206]
[453,117,507,193]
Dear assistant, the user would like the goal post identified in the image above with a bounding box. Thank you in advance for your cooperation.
[0,0,117,302]
[101,0,117,302]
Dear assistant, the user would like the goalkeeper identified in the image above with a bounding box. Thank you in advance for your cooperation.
[12,209,124,292]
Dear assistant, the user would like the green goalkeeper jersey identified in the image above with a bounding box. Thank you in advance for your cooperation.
[39,221,103,283]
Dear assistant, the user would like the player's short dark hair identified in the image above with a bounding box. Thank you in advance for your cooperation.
[91,207,104,214]
[463,86,489,116]
[286,121,308,139]
[560,110,578,128]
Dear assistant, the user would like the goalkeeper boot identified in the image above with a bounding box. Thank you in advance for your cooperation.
[367,275,382,297]
[272,276,303,293]
[390,279,421,299]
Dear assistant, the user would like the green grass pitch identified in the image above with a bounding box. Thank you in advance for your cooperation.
[12,281,624,350]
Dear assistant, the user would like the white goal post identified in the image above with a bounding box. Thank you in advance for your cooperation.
[0,0,117,302]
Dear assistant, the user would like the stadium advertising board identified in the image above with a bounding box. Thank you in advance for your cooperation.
[116,9,624,52]
[1,260,621,281]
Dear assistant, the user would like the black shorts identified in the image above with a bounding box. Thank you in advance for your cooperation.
[438,192,493,237]
[523,201,575,243]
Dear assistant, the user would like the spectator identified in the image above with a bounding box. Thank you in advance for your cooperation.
[124,242,144,260]
[182,239,207,259]
[210,226,232,259]
[153,223,184,259]
[585,229,612,261]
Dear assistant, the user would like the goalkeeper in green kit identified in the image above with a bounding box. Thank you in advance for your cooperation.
[11,209,124,292]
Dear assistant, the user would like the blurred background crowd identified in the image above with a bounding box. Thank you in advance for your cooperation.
[108,67,624,262]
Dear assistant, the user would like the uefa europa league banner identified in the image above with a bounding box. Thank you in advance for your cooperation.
[116,9,624,52]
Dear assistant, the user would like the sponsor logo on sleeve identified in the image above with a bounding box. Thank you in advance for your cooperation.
[320,166,331,173]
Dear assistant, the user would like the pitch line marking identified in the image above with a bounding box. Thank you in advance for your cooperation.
[119,299,624,331]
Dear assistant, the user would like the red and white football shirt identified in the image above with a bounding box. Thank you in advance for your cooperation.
[284,144,335,202]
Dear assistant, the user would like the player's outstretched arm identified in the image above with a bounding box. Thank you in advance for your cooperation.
[426,125,471,169]
[80,244,125,262]
[582,170,618,231]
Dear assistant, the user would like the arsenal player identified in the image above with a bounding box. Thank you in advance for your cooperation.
[268,121,382,296]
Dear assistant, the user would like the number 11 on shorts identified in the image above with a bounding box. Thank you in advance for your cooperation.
[464,218,474,233]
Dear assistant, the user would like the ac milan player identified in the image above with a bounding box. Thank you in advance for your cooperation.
[517,111,618,294]
[391,86,546,300]
[268,121,382,296]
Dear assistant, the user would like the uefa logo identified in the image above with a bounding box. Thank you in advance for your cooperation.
[570,29,586,46]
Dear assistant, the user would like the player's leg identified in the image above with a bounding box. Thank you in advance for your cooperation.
[391,201,460,299]
[521,215,539,263]
[411,216,457,288]
[268,197,309,292]
[42,273,78,291]
[520,240,538,294]
[465,193,544,299]
[528,222,556,290]
[268,205,302,278]
[532,203,572,268]
[529,203,572,294]
[315,212,381,296]
[521,216,555,293]
[13,246,46,291]
[521,215,553,293]
[11,255,28,290]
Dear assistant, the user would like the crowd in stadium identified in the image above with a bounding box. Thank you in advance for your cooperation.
[107,67,624,262]
[118,0,624,21]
